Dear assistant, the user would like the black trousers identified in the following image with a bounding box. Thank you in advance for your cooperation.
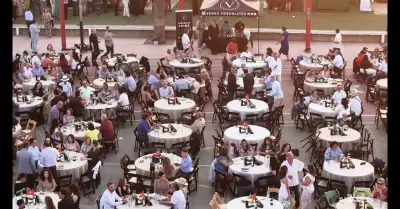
[103,0,108,12]
[114,0,119,15]
[289,185,300,208]
[92,50,100,66]
[102,45,114,58]
[26,20,33,38]
[209,38,216,53]
[227,91,234,102]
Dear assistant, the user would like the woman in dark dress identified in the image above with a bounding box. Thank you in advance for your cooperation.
[14,173,31,195]
[258,136,278,156]
[278,27,289,61]
[116,178,131,197]
[32,81,45,97]
[267,156,281,201]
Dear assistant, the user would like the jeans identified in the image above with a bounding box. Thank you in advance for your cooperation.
[102,45,114,58]
[289,184,300,208]
[26,20,33,38]
[31,39,38,53]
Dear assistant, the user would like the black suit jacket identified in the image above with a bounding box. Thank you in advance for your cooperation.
[58,196,75,209]
[243,73,254,92]
[87,147,101,169]
[360,55,372,69]
[226,72,237,92]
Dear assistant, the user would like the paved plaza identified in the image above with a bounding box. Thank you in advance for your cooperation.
[12,36,387,209]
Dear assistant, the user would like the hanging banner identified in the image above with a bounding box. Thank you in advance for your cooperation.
[175,10,193,50]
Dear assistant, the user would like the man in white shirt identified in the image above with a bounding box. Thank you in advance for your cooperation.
[31,54,42,66]
[39,142,59,183]
[159,81,173,98]
[281,152,301,209]
[21,62,33,79]
[79,80,95,102]
[59,76,73,97]
[117,88,130,109]
[268,76,283,107]
[270,52,282,81]
[181,28,191,53]
[349,89,362,122]
[122,0,130,17]
[333,29,342,52]
[331,50,344,77]
[236,63,245,78]
[376,57,387,79]
[25,9,34,38]
[100,182,127,209]
[159,183,186,209]
[331,83,347,102]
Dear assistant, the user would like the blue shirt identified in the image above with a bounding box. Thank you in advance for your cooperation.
[178,155,193,173]
[81,144,93,153]
[59,81,73,97]
[122,76,137,92]
[17,149,37,174]
[48,105,59,126]
[148,75,159,88]
[28,146,41,161]
[159,86,173,98]
[324,147,343,161]
[265,75,272,89]
[31,67,44,77]
[174,79,190,91]
[281,31,289,45]
[137,119,151,136]
[215,156,231,173]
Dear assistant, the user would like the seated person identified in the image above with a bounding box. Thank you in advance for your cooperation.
[14,173,31,195]
[238,139,254,157]
[159,80,174,98]
[372,178,387,201]
[175,148,193,175]
[87,141,101,170]
[154,172,169,195]
[303,47,313,58]
[137,113,152,136]
[160,157,175,179]
[80,137,93,154]
[304,69,318,79]
[334,98,351,120]
[98,65,111,78]
[113,67,126,78]
[158,183,186,209]
[98,82,112,102]
[63,134,80,151]
[190,112,205,132]
[324,141,343,161]
[319,65,331,77]
[331,84,347,103]
[37,169,57,192]
[31,62,45,77]
[226,38,238,56]
[84,123,99,142]
[258,137,278,156]
[376,56,387,79]
[143,84,159,107]
[309,90,321,104]
[234,19,245,33]
[116,178,131,197]
[214,147,232,173]
[62,108,75,125]
[174,74,190,95]
[162,49,175,67]
[327,49,335,60]
[264,69,272,91]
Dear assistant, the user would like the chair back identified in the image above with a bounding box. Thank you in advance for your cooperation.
[353,187,372,197]
[323,189,340,205]
[96,195,102,209]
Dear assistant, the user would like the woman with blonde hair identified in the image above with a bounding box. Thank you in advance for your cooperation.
[200,69,213,98]
[190,111,205,132]
[159,157,175,178]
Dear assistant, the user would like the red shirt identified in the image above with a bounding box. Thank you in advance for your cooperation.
[227,42,238,54]
[372,187,388,201]
[356,54,364,66]
[100,120,115,140]
[58,59,70,73]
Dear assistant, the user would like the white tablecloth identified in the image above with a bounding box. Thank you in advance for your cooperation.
[85,100,118,110]
[224,125,270,147]
[134,153,181,176]
[13,96,44,112]
[303,80,337,95]
[228,155,271,185]
[22,77,56,93]
[226,99,269,121]
[227,196,283,209]
[154,98,196,121]
[92,78,125,90]
[38,151,88,181]
[166,77,195,88]
[106,57,139,67]
[308,103,337,119]
[318,127,361,143]
[233,61,266,73]
[148,124,193,148]
[169,58,204,69]
[236,77,266,95]
[13,192,60,209]
[376,78,387,89]
[61,122,101,139]
[363,68,377,76]
[117,198,171,209]
[337,197,387,209]
[322,158,374,189]
[299,60,334,72]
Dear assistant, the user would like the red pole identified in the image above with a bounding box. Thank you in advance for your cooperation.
[60,0,66,49]
[179,0,184,10]
[305,0,311,48]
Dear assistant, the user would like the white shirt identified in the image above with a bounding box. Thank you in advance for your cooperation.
[171,190,186,209]
[99,189,123,209]
[192,81,205,94]
[236,68,244,78]
[270,58,282,76]
[334,104,351,119]
[265,56,273,67]
[379,60,387,73]
[281,160,301,186]
[159,86,173,98]
[333,33,342,49]
[22,67,33,79]
[331,90,347,102]
[349,96,362,116]
[181,33,190,50]
[80,86,95,101]
[332,54,344,69]
[59,81,73,97]
[25,11,33,21]
[268,81,283,100]
[38,147,59,167]
[232,58,245,67]
[31,56,42,66]
[117,92,129,107]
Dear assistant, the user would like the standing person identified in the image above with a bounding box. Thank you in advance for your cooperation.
[55,0,60,17]
[89,29,100,67]
[122,0,130,17]
[64,0,69,19]
[181,28,191,54]
[300,165,315,209]
[159,183,186,208]
[39,142,60,185]
[277,27,289,61]
[25,9,34,38]
[208,20,219,55]
[29,20,40,53]
[333,29,342,52]
[28,138,41,169]
[80,0,88,16]
[43,8,52,38]
[243,69,254,96]
[111,0,119,16]
[99,182,128,209]
[13,0,18,21]
[17,142,37,189]
[72,0,79,16]
[102,26,114,58]
[226,67,237,101]
[94,0,102,14]
[285,0,291,12]
[280,152,302,209]
[103,0,108,13]
[196,16,206,50]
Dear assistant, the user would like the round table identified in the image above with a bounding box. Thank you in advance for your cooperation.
[61,122,101,139]
[169,58,204,70]
[92,77,125,90]
[38,151,88,181]
[236,77,266,95]
[233,61,266,73]
[22,77,56,93]
[148,124,192,148]
[226,99,269,121]
[308,102,337,119]
[376,78,387,89]
[336,197,387,209]
[228,155,271,185]
[117,199,171,209]
[224,125,270,147]
[106,57,139,67]
[13,192,60,209]
[13,96,44,112]
[154,98,196,121]
[318,127,361,143]
[322,158,375,189]
[134,153,181,176]
[299,60,334,72]
[303,80,337,95]
[227,196,283,209]
[85,100,118,119]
